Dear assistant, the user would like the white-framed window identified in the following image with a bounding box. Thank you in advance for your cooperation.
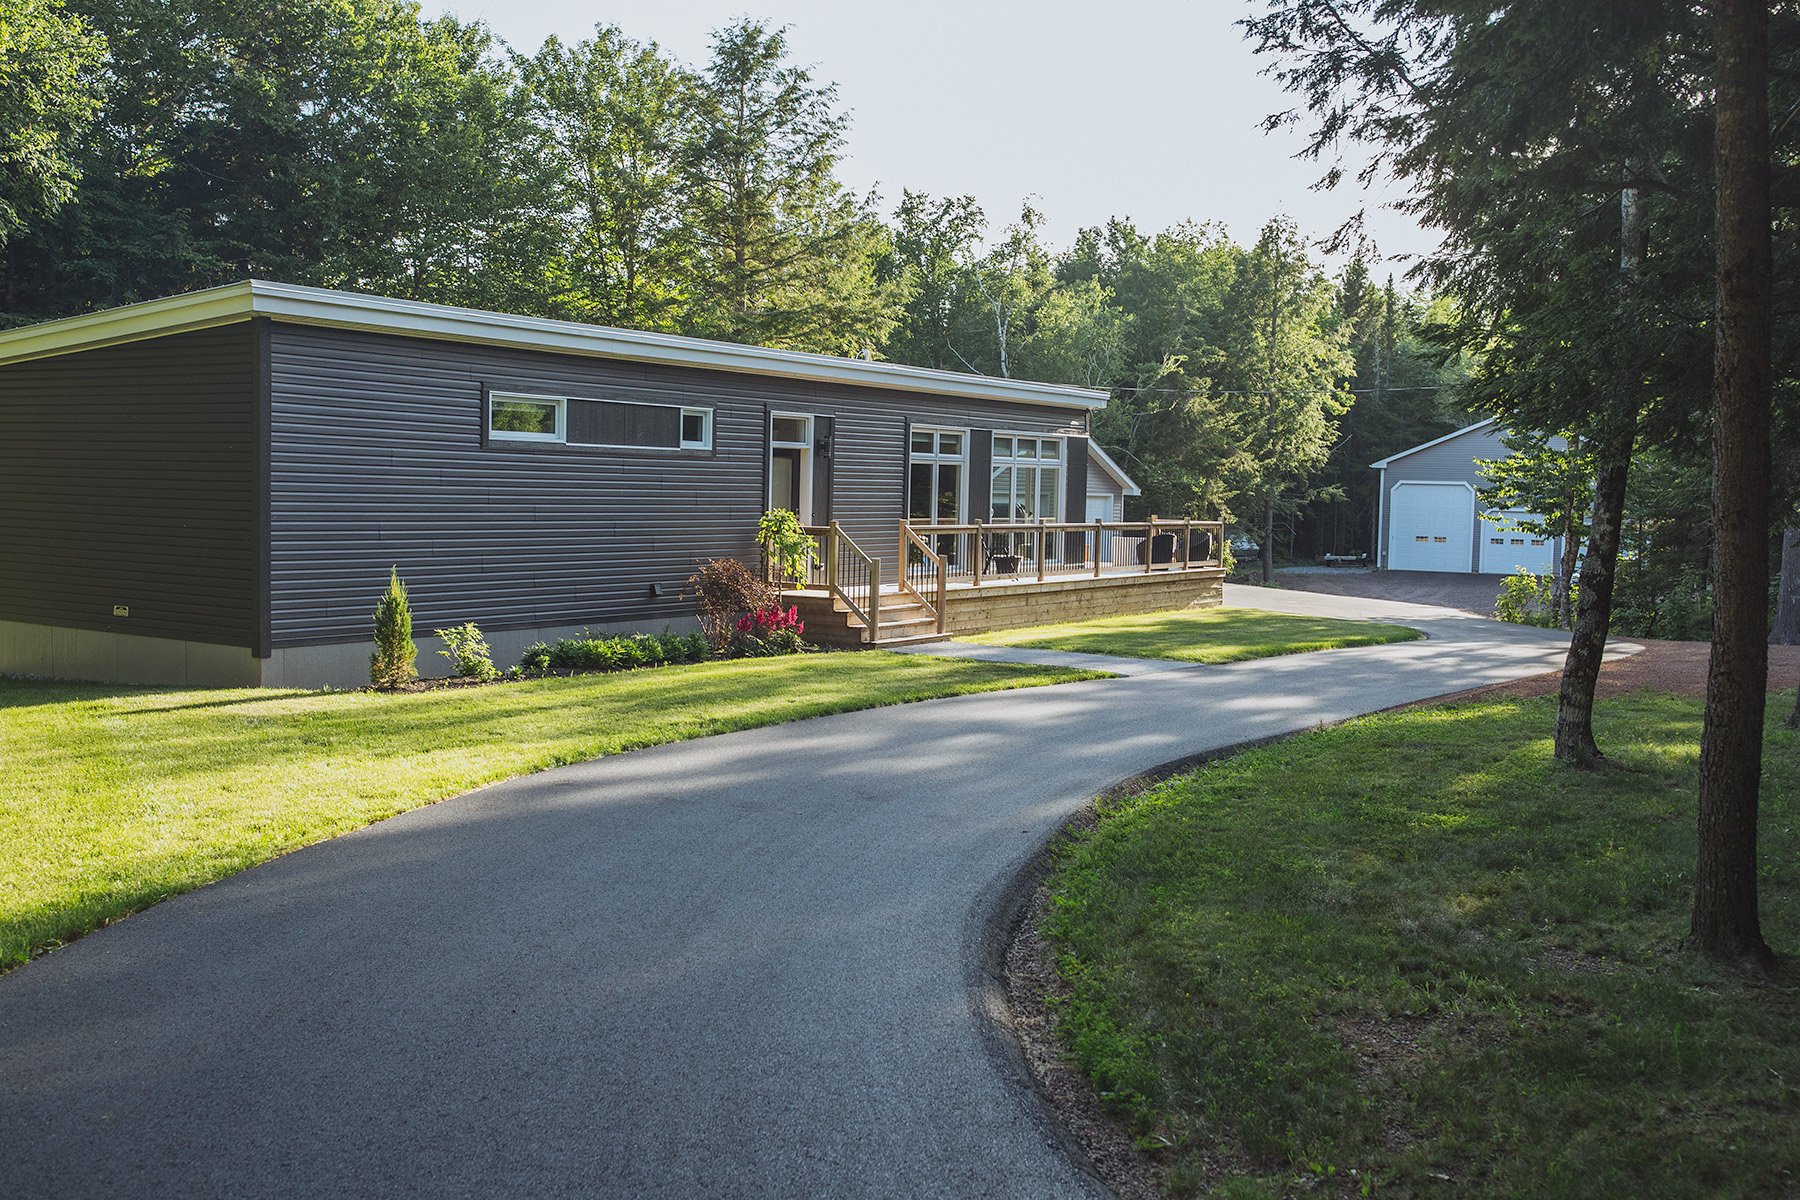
[680,408,712,450]
[489,390,712,452]
[769,411,815,521]
[489,392,566,443]
[909,427,967,525]
[990,435,1064,523]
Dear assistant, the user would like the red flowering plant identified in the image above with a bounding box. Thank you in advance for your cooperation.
[728,604,814,657]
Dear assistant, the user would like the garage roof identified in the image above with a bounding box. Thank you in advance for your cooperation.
[1368,417,1498,469]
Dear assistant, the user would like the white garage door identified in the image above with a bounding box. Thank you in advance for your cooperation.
[1388,483,1474,572]
[1479,511,1557,575]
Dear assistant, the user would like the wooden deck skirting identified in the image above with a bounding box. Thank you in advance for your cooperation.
[787,568,1226,649]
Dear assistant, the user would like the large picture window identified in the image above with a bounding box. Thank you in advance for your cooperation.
[908,428,965,525]
[991,436,1062,522]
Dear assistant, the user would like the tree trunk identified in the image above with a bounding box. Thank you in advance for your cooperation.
[1781,528,1800,731]
[1261,496,1276,583]
[1554,417,1633,763]
[1773,526,1800,645]
[1692,0,1774,968]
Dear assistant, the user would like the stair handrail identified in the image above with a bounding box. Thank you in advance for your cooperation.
[897,522,945,628]
[803,522,881,638]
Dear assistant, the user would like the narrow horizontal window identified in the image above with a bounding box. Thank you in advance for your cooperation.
[490,393,565,442]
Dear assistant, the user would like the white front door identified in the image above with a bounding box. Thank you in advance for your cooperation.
[1087,494,1115,564]
[1388,482,1474,572]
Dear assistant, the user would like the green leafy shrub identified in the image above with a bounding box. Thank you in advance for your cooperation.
[518,629,711,675]
[685,558,778,649]
[1493,569,1567,628]
[369,567,417,689]
[1613,569,1713,640]
[434,622,497,680]
[758,508,815,582]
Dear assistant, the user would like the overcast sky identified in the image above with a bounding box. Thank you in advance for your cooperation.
[438,0,1438,271]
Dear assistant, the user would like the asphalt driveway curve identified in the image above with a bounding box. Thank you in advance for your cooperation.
[0,590,1624,1199]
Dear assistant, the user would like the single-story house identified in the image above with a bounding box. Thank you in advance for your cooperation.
[0,281,1157,689]
[1371,417,1564,574]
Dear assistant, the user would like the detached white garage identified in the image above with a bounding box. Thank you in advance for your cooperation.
[1372,419,1564,574]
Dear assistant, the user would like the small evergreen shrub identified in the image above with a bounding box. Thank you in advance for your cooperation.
[434,622,497,680]
[369,566,417,689]
[727,604,813,658]
[517,629,711,675]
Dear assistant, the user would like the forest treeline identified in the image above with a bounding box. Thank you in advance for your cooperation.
[4,0,1788,621]
[1,0,1472,563]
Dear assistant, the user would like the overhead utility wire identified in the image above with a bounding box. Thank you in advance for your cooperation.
[1105,384,1448,397]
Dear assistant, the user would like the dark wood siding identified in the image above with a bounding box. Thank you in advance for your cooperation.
[267,324,1086,646]
[0,324,259,646]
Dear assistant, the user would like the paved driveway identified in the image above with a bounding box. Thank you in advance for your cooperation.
[1268,567,1515,616]
[1,593,1599,1199]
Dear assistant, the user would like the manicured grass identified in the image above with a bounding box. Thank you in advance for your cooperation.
[963,606,1423,663]
[0,653,1096,970]
[1046,696,1800,1199]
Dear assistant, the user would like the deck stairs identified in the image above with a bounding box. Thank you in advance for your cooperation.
[787,588,952,649]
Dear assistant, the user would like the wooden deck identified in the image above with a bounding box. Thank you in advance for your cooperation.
[786,565,1227,649]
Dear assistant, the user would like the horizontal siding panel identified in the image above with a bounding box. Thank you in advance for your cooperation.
[0,324,259,646]
[268,324,1085,645]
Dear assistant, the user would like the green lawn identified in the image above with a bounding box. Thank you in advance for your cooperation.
[964,605,1424,663]
[0,653,1094,970]
[1046,696,1800,1199]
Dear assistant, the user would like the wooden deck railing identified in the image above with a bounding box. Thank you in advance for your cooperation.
[900,517,1225,587]
[768,516,1224,642]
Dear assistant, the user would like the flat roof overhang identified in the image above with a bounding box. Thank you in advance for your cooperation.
[0,280,1110,411]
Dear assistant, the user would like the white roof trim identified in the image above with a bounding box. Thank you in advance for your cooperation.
[1368,416,1498,468]
[1087,441,1142,496]
[0,280,1111,410]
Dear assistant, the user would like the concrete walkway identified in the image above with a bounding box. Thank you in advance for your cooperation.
[1,593,1611,1199]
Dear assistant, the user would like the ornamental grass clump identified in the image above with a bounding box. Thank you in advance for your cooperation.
[369,567,417,689]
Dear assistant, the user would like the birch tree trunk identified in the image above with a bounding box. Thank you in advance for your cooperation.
[1691,0,1774,967]
[1554,417,1633,762]
[1557,504,1581,629]
[1552,177,1646,761]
